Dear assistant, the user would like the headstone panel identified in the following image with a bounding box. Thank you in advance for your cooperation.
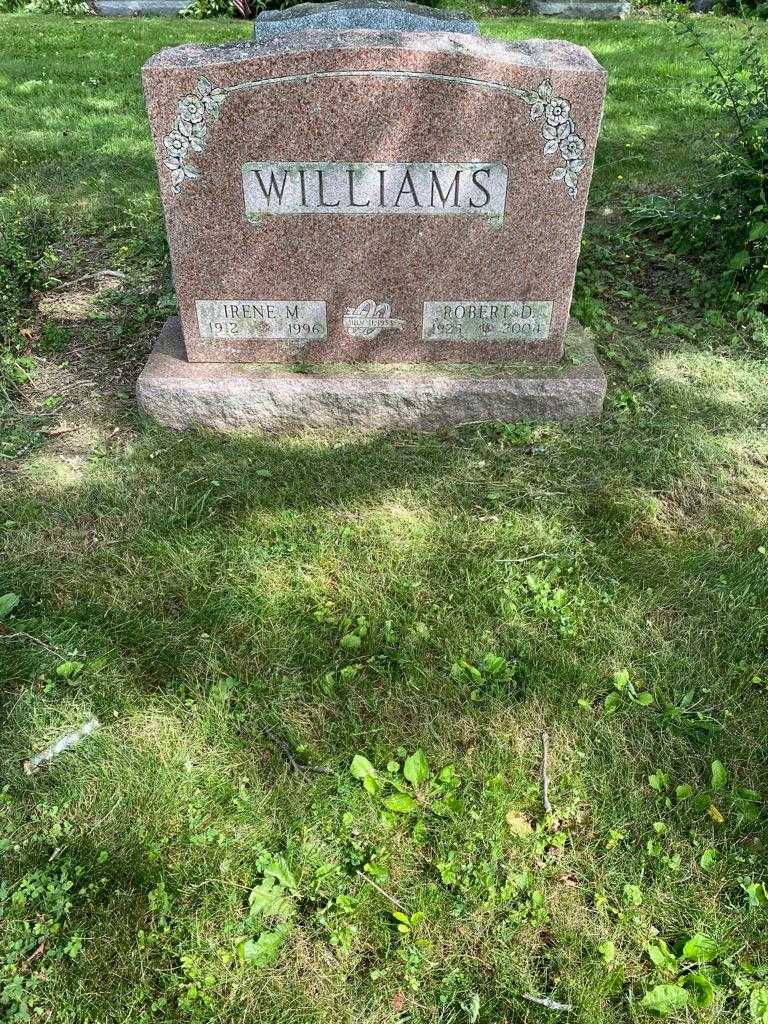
[529,0,630,18]
[143,33,605,364]
[255,0,478,38]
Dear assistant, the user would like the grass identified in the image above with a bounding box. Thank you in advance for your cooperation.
[2,8,768,1024]
[1,12,767,219]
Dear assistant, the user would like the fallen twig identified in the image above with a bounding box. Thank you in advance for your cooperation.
[496,552,553,564]
[541,731,553,815]
[21,941,46,970]
[48,269,128,293]
[356,870,409,914]
[23,717,100,775]
[261,724,334,777]
[523,993,573,1012]
[0,630,65,659]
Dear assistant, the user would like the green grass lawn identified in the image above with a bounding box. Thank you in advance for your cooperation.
[2,11,768,1024]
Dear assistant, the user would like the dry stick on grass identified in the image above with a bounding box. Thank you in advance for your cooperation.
[355,870,409,914]
[261,724,335,777]
[23,717,101,775]
[48,269,128,293]
[21,941,46,970]
[523,993,573,1013]
[541,730,553,815]
[496,552,553,564]
[0,630,65,659]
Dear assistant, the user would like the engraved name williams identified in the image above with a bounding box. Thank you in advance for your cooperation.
[242,162,509,217]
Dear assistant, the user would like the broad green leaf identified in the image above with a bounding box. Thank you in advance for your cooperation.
[262,855,298,893]
[612,668,630,690]
[699,848,718,872]
[441,795,463,814]
[238,926,288,966]
[681,933,721,963]
[750,987,768,1022]
[729,250,751,271]
[437,764,460,788]
[710,760,728,791]
[641,984,688,1016]
[0,593,19,619]
[603,692,621,715]
[210,676,236,701]
[391,910,410,925]
[56,660,84,680]
[597,940,616,964]
[733,788,762,822]
[248,877,292,918]
[675,784,693,801]
[383,792,418,814]
[707,803,724,824]
[363,776,381,796]
[403,749,429,788]
[648,772,669,793]
[623,883,642,906]
[749,221,768,242]
[350,754,376,781]
[683,973,714,1008]
[505,810,534,837]
[743,881,768,908]
[634,691,654,706]
[647,940,678,973]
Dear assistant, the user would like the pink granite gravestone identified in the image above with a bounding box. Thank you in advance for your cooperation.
[138,4,607,431]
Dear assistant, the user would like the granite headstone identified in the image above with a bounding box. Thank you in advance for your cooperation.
[529,0,630,19]
[255,0,478,37]
[138,2,607,431]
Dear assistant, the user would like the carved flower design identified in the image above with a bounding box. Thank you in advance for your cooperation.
[545,98,571,127]
[161,74,589,201]
[178,118,207,151]
[559,134,585,162]
[195,75,227,113]
[164,130,189,157]
[512,79,588,200]
[178,95,205,123]
[163,76,231,193]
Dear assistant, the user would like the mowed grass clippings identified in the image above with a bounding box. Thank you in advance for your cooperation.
[1,10,768,1024]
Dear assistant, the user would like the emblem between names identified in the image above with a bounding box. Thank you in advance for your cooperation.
[343,300,406,339]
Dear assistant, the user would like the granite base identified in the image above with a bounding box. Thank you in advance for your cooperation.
[137,317,606,433]
[529,0,630,16]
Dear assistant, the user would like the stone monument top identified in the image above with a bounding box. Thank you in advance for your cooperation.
[139,5,607,431]
[254,0,478,39]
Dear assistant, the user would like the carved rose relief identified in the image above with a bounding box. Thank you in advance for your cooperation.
[511,80,587,199]
[162,75,588,200]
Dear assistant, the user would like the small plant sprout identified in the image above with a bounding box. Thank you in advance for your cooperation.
[349,750,462,821]
[603,668,653,715]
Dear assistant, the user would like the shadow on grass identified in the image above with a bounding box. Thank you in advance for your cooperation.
[2,341,767,767]
[2,349,767,1021]
[0,12,754,222]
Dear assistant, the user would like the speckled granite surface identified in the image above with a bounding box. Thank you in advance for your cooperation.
[137,317,606,432]
[529,0,630,17]
[142,32,605,364]
[254,0,477,38]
